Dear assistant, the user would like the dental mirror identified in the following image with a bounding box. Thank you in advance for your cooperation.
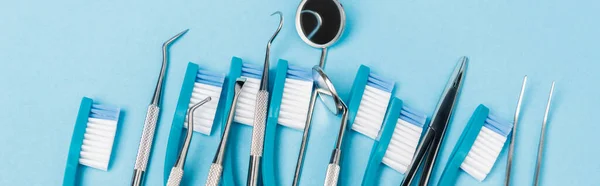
[296,0,346,66]
[312,66,343,115]
[312,65,350,186]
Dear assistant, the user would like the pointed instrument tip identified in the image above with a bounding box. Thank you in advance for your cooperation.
[453,56,468,76]
[459,56,468,68]
[163,29,190,46]
[271,11,282,17]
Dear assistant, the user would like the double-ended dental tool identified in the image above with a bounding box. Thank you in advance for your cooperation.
[131,29,189,186]
[247,11,283,186]
[206,78,247,186]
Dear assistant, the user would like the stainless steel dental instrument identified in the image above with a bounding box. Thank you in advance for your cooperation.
[505,76,528,186]
[293,1,346,184]
[206,78,246,186]
[312,66,349,186]
[247,11,284,186]
[400,57,468,186]
[131,29,189,186]
[167,97,212,186]
[533,81,555,186]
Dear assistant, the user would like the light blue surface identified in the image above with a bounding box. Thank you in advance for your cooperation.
[0,0,599,186]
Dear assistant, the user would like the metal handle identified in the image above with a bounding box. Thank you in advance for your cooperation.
[248,91,268,185]
[250,91,268,157]
[167,167,183,186]
[324,164,340,186]
[131,104,160,186]
[205,164,223,186]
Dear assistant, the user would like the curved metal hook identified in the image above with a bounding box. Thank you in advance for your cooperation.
[267,11,284,50]
[300,10,323,40]
[152,29,189,105]
[175,96,212,168]
[261,11,284,90]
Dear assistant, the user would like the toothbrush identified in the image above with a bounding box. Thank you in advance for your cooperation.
[360,98,402,185]
[381,105,428,174]
[273,63,314,130]
[164,63,226,183]
[206,78,246,186]
[63,97,120,186]
[342,65,395,184]
[262,61,314,186]
[131,29,188,186]
[438,105,513,185]
[347,65,396,140]
[247,11,283,186]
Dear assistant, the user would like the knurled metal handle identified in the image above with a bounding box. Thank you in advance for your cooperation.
[134,104,159,171]
[205,163,223,186]
[167,167,183,186]
[250,91,268,156]
[324,164,340,186]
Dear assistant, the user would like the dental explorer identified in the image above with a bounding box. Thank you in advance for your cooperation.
[247,11,283,186]
[131,29,188,186]
[293,1,346,184]
[167,97,212,186]
[206,78,246,186]
[533,81,555,186]
[505,76,528,186]
[401,57,468,186]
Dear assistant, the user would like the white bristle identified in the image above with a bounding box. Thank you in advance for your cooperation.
[277,78,313,130]
[351,85,392,139]
[460,126,509,181]
[184,82,223,135]
[79,118,117,171]
[382,119,424,174]
[234,77,261,126]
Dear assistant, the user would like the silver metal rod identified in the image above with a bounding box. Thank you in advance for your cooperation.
[292,50,328,186]
[505,75,528,186]
[533,81,555,186]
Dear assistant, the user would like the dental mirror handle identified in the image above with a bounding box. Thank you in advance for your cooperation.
[323,104,348,186]
[293,56,328,186]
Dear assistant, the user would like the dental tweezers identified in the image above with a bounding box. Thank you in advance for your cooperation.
[400,57,468,186]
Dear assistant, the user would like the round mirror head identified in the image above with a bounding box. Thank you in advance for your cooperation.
[312,65,342,115]
[296,0,346,48]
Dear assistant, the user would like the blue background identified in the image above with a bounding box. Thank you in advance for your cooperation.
[1,0,599,185]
